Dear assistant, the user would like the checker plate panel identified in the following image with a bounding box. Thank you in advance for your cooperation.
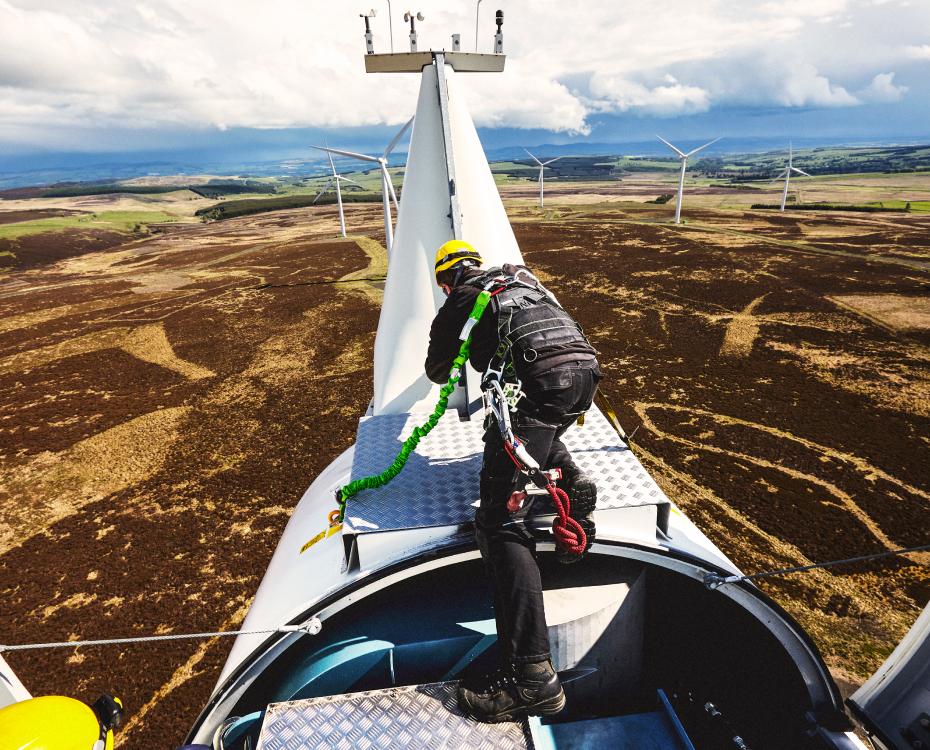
[257,682,530,750]
[344,407,669,533]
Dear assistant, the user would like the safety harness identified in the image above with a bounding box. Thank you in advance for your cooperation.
[336,268,587,555]
[464,265,591,388]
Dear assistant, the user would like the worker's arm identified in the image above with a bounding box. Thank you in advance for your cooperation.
[424,284,480,383]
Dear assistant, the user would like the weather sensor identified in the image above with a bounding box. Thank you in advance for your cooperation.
[360,10,378,55]
[494,10,503,54]
[404,12,425,52]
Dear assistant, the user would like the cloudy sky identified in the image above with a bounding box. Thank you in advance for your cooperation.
[0,0,927,168]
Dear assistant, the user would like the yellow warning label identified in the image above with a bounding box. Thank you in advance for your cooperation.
[300,524,343,554]
[300,530,327,554]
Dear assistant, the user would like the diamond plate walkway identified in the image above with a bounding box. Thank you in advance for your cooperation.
[256,682,532,750]
[344,407,670,535]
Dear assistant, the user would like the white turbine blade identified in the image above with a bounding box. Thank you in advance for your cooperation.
[312,177,336,203]
[310,144,379,163]
[325,140,337,176]
[685,137,721,157]
[381,163,400,214]
[767,170,789,186]
[338,176,365,187]
[382,116,415,159]
[523,148,543,166]
[655,135,686,158]
[542,157,562,166]
[792,168,812,178]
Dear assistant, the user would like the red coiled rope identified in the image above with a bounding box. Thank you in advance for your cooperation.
[548,484,586,555]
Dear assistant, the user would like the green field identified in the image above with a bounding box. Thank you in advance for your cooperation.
[0,211,177,239]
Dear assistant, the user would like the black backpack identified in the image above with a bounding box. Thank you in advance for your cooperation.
[464,265,590,380]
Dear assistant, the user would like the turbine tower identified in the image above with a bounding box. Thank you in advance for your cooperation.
[656,135,721,223]
[312,143,363,237]
[311,117,414,255]
[523,148,561,208]
[769,142,811,212]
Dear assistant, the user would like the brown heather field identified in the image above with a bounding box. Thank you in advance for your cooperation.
[0,187,928,748]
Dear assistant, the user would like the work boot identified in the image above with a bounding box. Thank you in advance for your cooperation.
[556,468,597,564]
[457,660,565,723]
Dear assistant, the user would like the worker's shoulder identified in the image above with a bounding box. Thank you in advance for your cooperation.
[446,282,482,306]
[451,282,481,298]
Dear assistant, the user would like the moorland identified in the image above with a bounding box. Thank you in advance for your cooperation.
[0,166,928,748]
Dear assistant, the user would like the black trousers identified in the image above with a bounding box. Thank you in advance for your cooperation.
[475,360,599,664]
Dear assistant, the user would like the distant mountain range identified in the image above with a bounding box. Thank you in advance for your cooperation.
[482,136,929,162]
[1,136,927,190]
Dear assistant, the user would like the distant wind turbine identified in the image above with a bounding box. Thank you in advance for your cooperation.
[768,142,811,212]
[311,116,414,255]
[313,142,363,238]
[523,148,561,208]
[656,135,721,223]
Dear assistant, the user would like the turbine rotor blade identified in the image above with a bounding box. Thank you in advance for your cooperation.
[312,177,336,203]
[523,148,543,166]
[792,168,812,177]
[382,116,415,159]
[767,169,789,186]
[325,139,336,176]
[338,176,364,187]
[381,163,400,214]
[655,135,686,158]
[542,157,562,166]
[685,137,721,158]
[310,144,379,163]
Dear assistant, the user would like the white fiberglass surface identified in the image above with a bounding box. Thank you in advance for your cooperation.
[216,447,354,687]
[373,62,523,416]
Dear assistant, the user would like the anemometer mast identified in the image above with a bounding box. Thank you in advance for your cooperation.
[360,10,377,55]
[358,8,504,71]
[494,10,504,54]
[404,11,425,52]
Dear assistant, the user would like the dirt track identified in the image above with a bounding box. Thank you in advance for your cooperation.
[1,200,928,747]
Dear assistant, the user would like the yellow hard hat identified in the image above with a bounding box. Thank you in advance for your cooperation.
[0,694,122,750]
[434,240,482,283]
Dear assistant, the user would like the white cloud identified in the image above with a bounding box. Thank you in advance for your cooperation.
[774,64,859,107]
[858,72,908,102]
[760,0,849,18]
[587,76,710,116]
[0,0,925,150]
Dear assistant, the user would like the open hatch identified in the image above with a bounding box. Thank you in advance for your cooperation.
[199,546,856,750]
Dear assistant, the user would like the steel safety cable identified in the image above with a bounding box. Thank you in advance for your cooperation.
[0,620,322,654]
[704,543,930,589]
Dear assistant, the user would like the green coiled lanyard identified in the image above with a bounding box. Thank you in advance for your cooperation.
[335,288,494,521]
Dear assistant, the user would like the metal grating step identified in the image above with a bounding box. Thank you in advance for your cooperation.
[345,406,670,535]
[256,682,532,750]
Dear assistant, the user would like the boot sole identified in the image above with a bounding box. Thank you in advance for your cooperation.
[458,689,566,724]
[527,689,567,717]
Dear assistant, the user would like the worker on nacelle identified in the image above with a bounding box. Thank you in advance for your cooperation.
[425,240,600,723]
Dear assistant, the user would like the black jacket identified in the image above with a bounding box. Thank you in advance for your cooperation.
[425,266,597,385]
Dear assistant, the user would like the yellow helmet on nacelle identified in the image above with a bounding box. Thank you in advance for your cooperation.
[0,693,123,750]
